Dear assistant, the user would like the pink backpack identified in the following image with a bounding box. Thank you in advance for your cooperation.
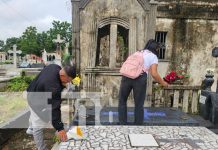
[120,50,149,79]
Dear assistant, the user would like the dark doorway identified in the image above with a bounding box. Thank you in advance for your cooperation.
[96,25,110,67]
[116,25,129,67]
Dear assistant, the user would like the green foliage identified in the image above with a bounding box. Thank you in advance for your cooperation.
[47,20,72,52]
[0,40,4,50]
[49,21,72,42]
[6,76,35,92]
[0,94,27,123]
[2,37,20,52]
[117,32,128,62]
[0,60,12,65]
[62,53,73,66]
[37,31,54,53]
[53,135,61,143]
[1,20,72,56]
[153,84,164,92]
[19,26,39,55]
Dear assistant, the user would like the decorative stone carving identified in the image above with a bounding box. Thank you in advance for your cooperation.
[72,0,157,105]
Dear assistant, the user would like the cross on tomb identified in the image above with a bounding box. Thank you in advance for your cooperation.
[8,44,22,68]
[52,34,65,52]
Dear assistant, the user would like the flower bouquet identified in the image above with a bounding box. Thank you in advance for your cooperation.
[164,70,190,84]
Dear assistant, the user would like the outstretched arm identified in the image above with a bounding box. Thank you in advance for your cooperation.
[150,64,168,87]
[45,83,67,142]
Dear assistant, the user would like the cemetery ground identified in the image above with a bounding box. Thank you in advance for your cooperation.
[0,65,218,149]
[1,94,218,149]
[0,100,70,150]
[0,93,27,124]
[1,128,55,150]
[0,66,54,150]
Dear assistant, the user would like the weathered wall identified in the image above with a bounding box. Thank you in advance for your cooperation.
[156,0,218,20]
[156,0,218,91]
[76,0,218,100]
[78,0,156,106]
[156,18,175,77]
[80,0,146,70]
[186,20,218,90]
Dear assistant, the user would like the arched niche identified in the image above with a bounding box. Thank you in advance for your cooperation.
[95,17,129,68]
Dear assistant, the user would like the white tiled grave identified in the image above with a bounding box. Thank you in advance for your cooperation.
[56,126,218,150]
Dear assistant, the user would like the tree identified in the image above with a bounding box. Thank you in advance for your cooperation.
[48,20,72,52]
[37,31,53,53]
[3,20,72,56]
[19,26,40,55]
[0,40,4,51]
[4,37,20,51]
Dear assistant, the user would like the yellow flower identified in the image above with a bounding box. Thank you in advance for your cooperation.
[72,74,81,86]
[77,126,83,137]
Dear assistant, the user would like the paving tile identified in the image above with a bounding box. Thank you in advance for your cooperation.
[57,126,218,150]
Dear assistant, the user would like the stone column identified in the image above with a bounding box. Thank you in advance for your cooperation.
[144,14,148,43]
[87,19,97,91]
[87,73,90,91]
[146,0,158,106]
[147,0,158,40]
[138,14,145,50]
[3,54,6,62]
[72,0,80,71]
[88,19,97,68]
[86,73,96,92]
[129,17,137,54]
[109,23,117,68]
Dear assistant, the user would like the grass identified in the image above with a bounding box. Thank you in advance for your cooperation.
[0,93,28,124]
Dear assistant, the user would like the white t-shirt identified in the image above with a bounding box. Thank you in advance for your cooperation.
[143,50,158,73]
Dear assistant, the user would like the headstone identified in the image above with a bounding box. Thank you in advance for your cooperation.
[0,52,6,63]
[52,34,65,52]
[64,42,69,55]
[42,49,47,65]
[0,68,6,76]
[8,45,22,68]
[52,34,65,66]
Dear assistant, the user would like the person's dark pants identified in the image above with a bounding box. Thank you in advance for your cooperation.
[118,73,147,125]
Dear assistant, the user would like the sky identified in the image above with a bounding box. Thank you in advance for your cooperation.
[0,0,72,42]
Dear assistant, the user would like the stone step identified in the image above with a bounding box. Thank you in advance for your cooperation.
[22,68,42,72]
[0,73,6,76]
[23,71,41,76]
[0,69,6,76]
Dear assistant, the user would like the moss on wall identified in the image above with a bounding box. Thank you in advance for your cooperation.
[157,0,218,19]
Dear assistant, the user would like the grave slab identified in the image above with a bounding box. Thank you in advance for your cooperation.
[55,126,218,150]
[72,107,199,126]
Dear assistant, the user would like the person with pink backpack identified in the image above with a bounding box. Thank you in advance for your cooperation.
[118,39,168,125]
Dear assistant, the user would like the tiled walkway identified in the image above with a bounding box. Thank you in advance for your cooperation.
[56,126,218,150]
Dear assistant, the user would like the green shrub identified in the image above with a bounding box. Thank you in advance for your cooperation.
[0,61,13,65]
[6,76,35,92]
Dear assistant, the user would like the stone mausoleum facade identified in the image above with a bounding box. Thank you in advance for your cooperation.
[155,0,218,91]
[71,0,218,106]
